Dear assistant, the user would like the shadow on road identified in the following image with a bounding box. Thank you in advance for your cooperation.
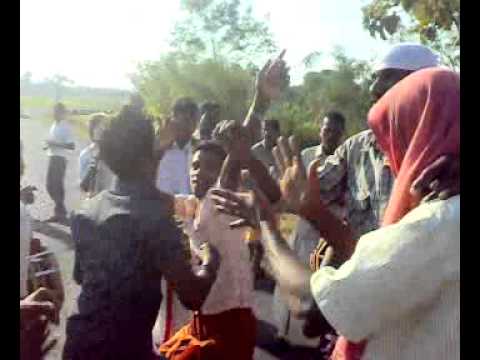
[32,220,74,249]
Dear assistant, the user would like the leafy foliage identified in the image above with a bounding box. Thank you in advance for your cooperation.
[268,49,373,148]
[362,0,460,69]
[171,0,277,65]
[133,54,254,123]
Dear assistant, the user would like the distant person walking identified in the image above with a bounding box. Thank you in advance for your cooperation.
[44,103,75,223]
[79,113,115,198]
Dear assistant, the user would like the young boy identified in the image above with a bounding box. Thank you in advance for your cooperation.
[159,139,257,360]
[78,113,115,198]
[64,107,219,360]
[44,103,75,223]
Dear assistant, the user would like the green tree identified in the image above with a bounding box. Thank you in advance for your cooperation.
[170,0,277,66]
[269,48,374,149]
[133,54,254,122]
[134,0,278,123]
[362,0,459,69]
[45,74,75,102]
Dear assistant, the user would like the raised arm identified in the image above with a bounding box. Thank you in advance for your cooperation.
[243,50,289,144]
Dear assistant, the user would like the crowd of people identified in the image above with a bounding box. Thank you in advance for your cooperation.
[20,42,459,360]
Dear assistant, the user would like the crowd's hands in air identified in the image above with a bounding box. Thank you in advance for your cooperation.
[210,135,322,230]
[271,136,324,214]
[20,287,60,360]
[411,154,460,202]
[155,117,176,152]
[255,49,290,103]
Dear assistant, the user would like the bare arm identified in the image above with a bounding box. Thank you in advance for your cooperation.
[243,50,289,144]
[260,220,312,299]
[152,219,219,311]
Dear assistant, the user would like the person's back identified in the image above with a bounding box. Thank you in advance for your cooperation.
[65,107,219,360]
[65,185,178,358]
[313,195,459,359]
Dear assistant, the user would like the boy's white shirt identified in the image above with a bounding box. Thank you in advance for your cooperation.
[179,191,254,315]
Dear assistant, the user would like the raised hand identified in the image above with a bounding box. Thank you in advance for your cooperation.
[210,189,258,229]
[256,49,290,102]
[155,117,175,152]
[211,170,277,229]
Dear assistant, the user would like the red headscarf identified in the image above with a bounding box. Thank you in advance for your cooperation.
[331,67,460,360]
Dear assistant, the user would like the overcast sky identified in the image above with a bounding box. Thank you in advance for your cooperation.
[20,0,391,89]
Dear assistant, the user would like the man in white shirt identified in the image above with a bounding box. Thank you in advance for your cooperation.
[44,103,75,222]
[78,113,115,198]
[155,98,200,195]
[153,98,200,345]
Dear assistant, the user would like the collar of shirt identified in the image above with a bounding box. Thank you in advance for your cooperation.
[170,140,192,153]
[113,179,154,196]
[315,144,327,158]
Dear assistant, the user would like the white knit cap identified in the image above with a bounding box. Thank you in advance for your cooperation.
[375,43,440,72]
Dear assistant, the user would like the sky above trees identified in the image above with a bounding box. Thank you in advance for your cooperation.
[20,0,390,89]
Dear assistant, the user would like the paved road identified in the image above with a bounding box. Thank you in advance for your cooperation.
[20,114,319,359]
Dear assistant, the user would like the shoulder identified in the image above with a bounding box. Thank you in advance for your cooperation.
[358,196,460,254]
[251,141,263,151]
[79,144,94,158]
[401,195,460,229]
[342,129,374,148]
[301,145,319,158]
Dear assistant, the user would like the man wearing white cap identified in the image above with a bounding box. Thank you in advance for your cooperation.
[370,43,440,101]
[297,43,460,350]
[313,43,442,242]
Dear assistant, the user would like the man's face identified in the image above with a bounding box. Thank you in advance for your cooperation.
[264,123,280,149]
[190,149,224,199]
[320,117,344,152]
[54,108,67,122]
[370,68,413,102]
[172,111,198,143]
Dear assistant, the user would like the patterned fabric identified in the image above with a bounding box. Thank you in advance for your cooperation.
[316,129,394,239]
[64,181,186,359]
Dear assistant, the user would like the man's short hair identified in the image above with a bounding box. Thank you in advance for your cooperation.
[200,102,220,115]
[100,107,154,180]
[194,141,227,162]
[173,97,199,119]
[88,113,108,139]
[54,102,67,115]
[264,119,280,132]
[324,111,346,131]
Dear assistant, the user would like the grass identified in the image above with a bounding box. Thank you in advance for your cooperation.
[21,95,127,141]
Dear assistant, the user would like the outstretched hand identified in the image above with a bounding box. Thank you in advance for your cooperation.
[155,117,176,152]
[211,171,276,229]
[273,136,323,214]
[256,50,290,102]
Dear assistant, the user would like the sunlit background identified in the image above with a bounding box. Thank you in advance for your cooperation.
[21,0,390,89]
